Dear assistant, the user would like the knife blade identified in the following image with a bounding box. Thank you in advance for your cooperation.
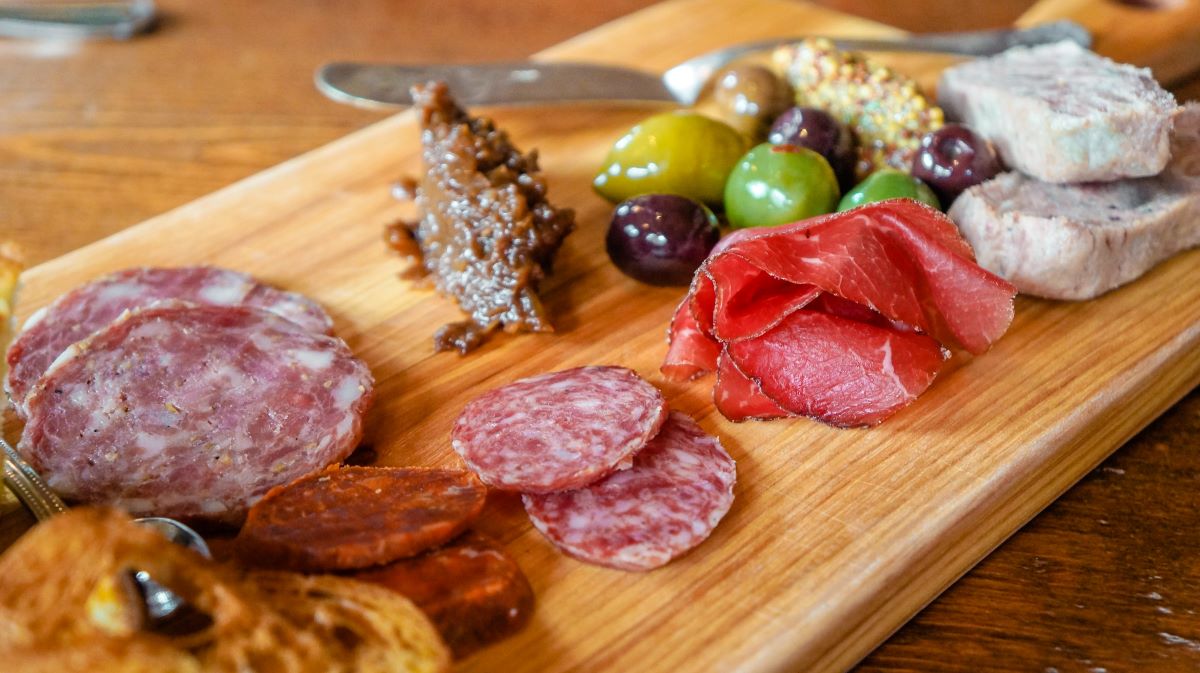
[317,21,1091,109]
[315,62,676,110]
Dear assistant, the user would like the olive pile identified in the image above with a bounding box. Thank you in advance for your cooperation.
[592,62,1001,286]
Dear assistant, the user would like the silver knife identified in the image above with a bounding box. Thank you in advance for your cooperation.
[315,21,1090,109]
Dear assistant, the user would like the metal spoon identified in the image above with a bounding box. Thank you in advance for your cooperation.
[0,0,157,40]
[2,438,208,622]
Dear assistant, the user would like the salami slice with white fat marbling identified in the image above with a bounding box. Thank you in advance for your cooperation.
[4,266,333,415]
[16,303,371,523]
[451,366,667,493]
[522,411,736,571]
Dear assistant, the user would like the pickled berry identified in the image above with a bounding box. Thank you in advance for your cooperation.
[838,168,940,212]
[606,194,721,286]
[724,143,840,230]
[768,107,856,190]
[911,124,1001,203]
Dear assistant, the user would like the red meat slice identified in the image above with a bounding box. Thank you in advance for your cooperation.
[662,299,720,382]
[451,366,667,493]
[713,352,789,422]
[727,310,946,427]
[522,411,735,571]
[662,199,1015,426]
[5,266,333,416]
[707,201,1013,353]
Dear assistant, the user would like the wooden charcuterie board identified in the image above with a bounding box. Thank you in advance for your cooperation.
[5,0,1200,671]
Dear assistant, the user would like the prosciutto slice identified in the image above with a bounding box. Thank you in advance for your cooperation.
[663,199,1016,427]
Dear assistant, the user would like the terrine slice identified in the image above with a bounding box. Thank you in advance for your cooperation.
[948,104,1200,301]
[938,41,1177,183]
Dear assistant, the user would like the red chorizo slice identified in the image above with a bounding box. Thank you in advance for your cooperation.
[355,531,534,659]
[237,466,487,571]
[451,366,667,493]
[522,411,736,571]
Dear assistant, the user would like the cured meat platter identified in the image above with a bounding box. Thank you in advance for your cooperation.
[5,0,1200,670]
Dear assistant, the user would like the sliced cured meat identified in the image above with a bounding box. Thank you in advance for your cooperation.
[355,531,534,659]
[706,201,1012,353]
[451,366,667,493]
[4,266,333,415]
[662,299,719,382]
[726,310,946,427]
[237,466,487,571]
[17,303,371,523]
[713,352,789,422]
[522,411,735,571]
[662,200,1014,426]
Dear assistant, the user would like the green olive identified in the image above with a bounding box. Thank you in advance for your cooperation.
[837,168,941,212]
[593,112,749,207]
[723,143,840,229]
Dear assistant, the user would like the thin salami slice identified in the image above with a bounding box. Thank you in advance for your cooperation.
[237,466,487,571]
[522,411,736,571]
[4,266,333,415]
[355,531,534,659]
[452,366,667,493]
[17,303,371,523]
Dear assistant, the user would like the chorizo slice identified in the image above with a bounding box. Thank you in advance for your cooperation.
[522,411,736,571]
[237,466,487,571]
[451,366,667,493]
[355,531,534,659]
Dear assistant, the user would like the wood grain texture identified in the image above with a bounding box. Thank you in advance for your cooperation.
[5,1,1200,671]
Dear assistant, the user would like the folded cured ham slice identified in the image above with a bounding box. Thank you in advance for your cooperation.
[665,199,1016,427]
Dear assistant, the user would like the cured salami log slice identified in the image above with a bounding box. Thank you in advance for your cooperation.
[17,303,371,523]
[522,411,736,571]
[452,366,667,493]
[238,466,487,571]
[355,531,534,659]
[4,266,333,415]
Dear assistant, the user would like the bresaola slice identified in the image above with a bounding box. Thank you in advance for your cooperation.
[451,366,667,493]
[665,199,1016,427]
[522,412,735,571]
[4,266,333,415]
[727,311,945,427]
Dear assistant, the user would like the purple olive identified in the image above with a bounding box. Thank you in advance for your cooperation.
[911,123,1002,203]
[768,106,856,191]
[606,194,720,286]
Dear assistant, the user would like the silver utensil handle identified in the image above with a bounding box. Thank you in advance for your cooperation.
[0,0,157,40]
[2,438,67,521]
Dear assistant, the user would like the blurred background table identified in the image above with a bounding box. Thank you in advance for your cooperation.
[1,0,1198,670]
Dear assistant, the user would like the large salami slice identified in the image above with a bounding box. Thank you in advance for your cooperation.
[355,531,535,659]
[451,366,667,493]
[237,466,487,571]
[4,266,333,415]
[17,303,371,523]
[522,411,736,571]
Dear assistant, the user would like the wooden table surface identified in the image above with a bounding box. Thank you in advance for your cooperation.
[2,0,1198,670]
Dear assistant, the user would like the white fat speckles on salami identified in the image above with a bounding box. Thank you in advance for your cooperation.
[16,303,371,523]
[4,266,333,416]
[451,366,667,493]
[522,411,735,571]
